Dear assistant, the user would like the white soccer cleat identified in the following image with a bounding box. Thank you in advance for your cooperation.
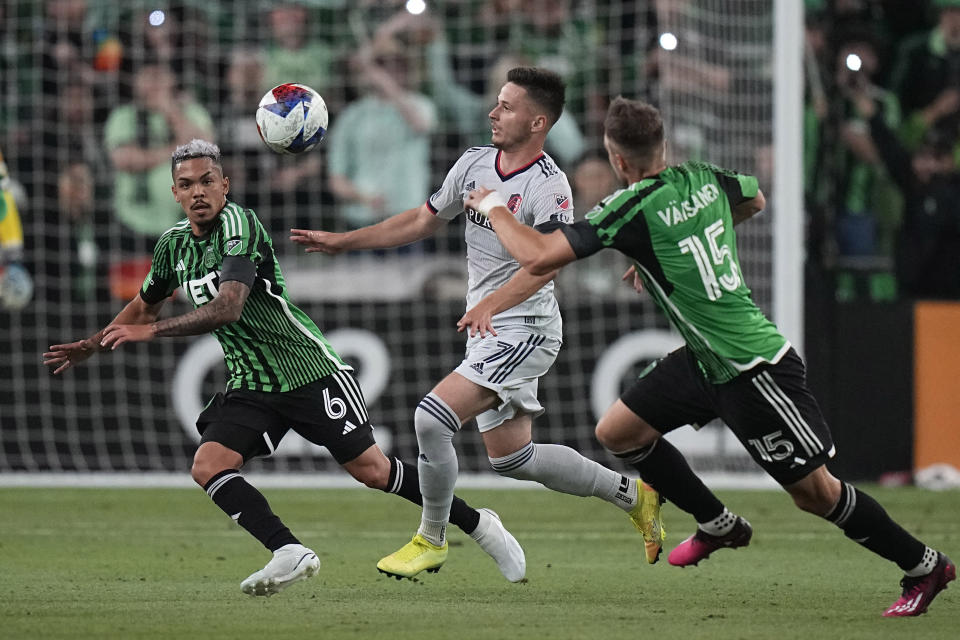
[240,543,320,597]
[472,508,526,582]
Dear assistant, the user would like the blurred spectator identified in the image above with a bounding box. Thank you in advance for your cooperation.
[118,4,219,104]
[326,36,437,234]
[33,78,105,303]
[558,149,625,297]
[256,3,344,231]
[263,3,344,110]
[56,163,99,301]
[46,81,102,170]
[571,152,618,214]
[40,0,96,95]
[496,0,601,128]
[651,0,735,164]
[218,47,281,215]
[103,64,213,253]
[830,30,903,301]
[888,0,960,150]
[386,10,583,169]
[803,6,830,213]
[851,87,960,299]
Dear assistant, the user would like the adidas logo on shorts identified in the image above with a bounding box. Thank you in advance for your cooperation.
[470,362,484,374]
[341,420,358,435]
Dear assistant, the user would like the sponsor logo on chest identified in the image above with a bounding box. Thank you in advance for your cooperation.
[466,193,522,230]
[182,270,220,306]
[179,244,222,306]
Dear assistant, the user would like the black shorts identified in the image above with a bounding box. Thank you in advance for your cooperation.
[620,346,835,485]
[196,370,377,465]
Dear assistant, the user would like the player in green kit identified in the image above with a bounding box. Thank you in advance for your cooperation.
[466,97,955,617]
[43,139,526,596]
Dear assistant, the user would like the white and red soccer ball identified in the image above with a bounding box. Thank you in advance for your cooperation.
[255,83,328,155]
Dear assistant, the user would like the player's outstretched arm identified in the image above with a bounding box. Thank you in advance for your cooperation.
[290,203,445,254]
[43,294,167,374]
[465,187,577,276]
[101,280,251,350]
[732,189,766,226]
[457,267,558,338]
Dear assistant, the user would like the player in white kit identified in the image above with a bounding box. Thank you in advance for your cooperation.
[290,67,664,581]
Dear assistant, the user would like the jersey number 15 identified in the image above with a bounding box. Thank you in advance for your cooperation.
[678,219,742,301]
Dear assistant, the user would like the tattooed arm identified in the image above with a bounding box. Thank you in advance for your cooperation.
[99,280,251,350]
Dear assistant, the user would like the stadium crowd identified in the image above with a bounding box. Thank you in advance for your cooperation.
[0,0,959,307]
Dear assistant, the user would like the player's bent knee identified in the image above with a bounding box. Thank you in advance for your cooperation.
[414,406,439,441]
[190,457,216,487]
[191,442,242,487]
[352,463,390,490]
[785,468,842,516]
[414,400,459,443]
[594,419,618,448]
[791,491,834,516]
[595,418,652,452]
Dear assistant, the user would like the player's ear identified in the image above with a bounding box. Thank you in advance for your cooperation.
[531,114,546,133]
[614,151,628,174]
[171,183,179,202]
[223,175,230,196]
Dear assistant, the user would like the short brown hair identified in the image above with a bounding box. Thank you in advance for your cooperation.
[603,96,664,167]
[507,67,566,125]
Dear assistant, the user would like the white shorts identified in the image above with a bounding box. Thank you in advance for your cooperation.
[454,332,561,432]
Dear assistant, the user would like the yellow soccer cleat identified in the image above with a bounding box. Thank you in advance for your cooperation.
[377,534,448,580]
[629,482,666,564]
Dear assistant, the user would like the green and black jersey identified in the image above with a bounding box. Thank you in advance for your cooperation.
[561,161,789,383]
[141,201,349,392]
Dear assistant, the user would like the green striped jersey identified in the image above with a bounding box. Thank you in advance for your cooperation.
[141,201,349,392]
[561,161,789,383]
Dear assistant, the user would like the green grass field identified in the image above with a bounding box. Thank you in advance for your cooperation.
[1,486,956,639]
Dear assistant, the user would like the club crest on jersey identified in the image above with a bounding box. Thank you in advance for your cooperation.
[203,245,218,269]
[507,193,522,214]
[554,194,570,210]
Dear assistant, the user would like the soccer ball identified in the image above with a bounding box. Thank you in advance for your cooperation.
[255,83,328,155]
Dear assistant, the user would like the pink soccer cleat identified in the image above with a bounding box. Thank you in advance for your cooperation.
[667,516,752,567]
[883,553,955,617]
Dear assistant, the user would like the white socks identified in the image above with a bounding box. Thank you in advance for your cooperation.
[414,393,462,546]
[698,507,738,536]
[489,441,638,511]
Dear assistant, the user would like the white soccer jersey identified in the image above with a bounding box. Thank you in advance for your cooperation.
[427,145,573,339]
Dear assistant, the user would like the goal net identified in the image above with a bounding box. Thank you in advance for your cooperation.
[0,0,790,486]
